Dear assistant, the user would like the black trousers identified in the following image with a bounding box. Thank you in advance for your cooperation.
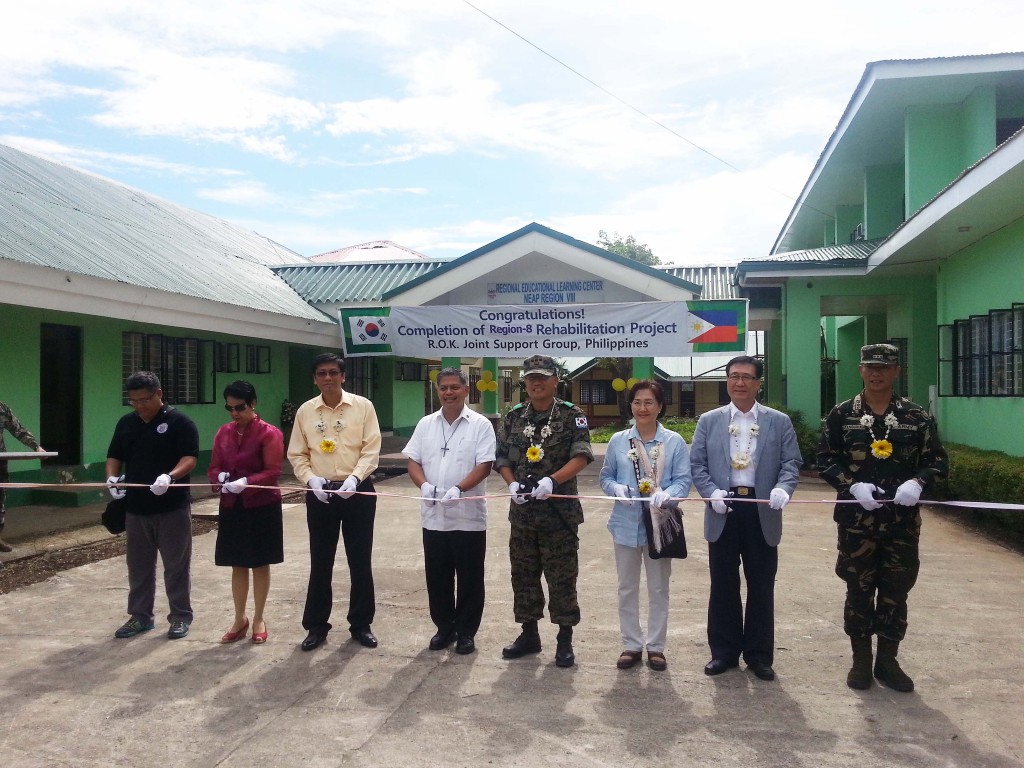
[707,500,778,666]
[302,479,376,634]
[423,528,487,638]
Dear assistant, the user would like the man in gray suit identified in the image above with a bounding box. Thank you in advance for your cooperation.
[690,356,802,681]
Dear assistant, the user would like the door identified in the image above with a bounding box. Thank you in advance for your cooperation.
[39,323,82,465]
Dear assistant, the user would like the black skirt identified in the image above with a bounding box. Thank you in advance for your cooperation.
[215,496,284,568]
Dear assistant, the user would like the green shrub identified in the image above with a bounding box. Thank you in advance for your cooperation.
[590,418,697,444]
[931,443,1024,539]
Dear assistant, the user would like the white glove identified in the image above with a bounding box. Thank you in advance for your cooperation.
[509,482,529,505]
[150,474,172,495]
[224,477,248,494]
[710,488,731,515]
[106,475,126,500]
[611,483,633,505]
[217,471,230,483]
[420,482,437,505]
[850,482,883,510]
[893,479,923,507]
[650,489,671,509]
[338,475,359,499]
[440,486,463,506]
[769,488,790,510]
[532,476,555,500]
[308,476,330,503]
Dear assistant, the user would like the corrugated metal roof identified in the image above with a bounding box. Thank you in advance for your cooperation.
[658,265,737,299]
[309,240,430,262]
[0,143,330,322]
[273,259,451,304]
[754,239,881,264]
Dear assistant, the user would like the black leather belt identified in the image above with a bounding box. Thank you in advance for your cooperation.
[730,486,756,497]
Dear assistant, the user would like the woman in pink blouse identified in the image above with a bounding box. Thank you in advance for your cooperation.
[208,381,284,645]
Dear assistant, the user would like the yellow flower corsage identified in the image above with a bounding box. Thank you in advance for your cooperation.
[320,438,337,454]
[870,439,893,459]
[526,445,544,462]
[638,478,653,496]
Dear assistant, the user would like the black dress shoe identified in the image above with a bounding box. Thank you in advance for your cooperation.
[748,661,776,681]
[501,631,541,659]
[454,636,476,655]
[704,658,738,676]
[429,630,457,651]
[351,628,378,648]
[301,630,327,651]
[554,640,575,668]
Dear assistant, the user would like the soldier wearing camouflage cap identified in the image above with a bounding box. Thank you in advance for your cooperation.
[494,355,593,668]
[818,343,948,692]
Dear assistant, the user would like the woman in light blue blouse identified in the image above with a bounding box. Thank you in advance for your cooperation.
[599,380,691,671]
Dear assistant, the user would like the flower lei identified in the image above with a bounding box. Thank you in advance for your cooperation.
[315,410,346,454]
[628,440,661,497]
[728,416,759,469]
[522,405,554,463]
[860,412,899,459]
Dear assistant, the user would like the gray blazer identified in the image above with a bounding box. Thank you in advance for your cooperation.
[690,404,802,547]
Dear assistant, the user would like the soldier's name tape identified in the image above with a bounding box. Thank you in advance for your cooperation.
[2,481,1022,511]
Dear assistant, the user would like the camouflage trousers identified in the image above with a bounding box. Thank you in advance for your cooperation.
[834,506,921,641]
[509,522,580,626]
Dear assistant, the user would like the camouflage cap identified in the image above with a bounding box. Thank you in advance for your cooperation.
[860,343,900,366]
[523,354,557,377]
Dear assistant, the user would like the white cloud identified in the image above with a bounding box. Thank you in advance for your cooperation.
[196,181,281,207]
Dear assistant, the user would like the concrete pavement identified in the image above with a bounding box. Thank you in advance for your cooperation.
[0,449,1022,767]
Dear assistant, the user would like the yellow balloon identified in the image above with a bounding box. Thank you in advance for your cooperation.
[429,370,439,382]
[611,378,626,392]
[481,370,494,381]
[626,378,639,389]
[488,380,499,391]
[475,379,488,391]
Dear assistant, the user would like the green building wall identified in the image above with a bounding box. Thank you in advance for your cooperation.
[935,218,1024,455]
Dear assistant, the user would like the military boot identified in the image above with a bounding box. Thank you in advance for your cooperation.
[846,636,873,690]
[554,625,575,668]
[502,621,541,659]
[874,637,914,692]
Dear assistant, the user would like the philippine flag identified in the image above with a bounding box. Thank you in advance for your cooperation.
[348,316,390,345]
[685,301,743,352]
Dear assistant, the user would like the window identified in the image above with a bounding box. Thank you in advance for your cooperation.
[345,356,372,398]
[215,342,239,372]
[887,337,908,395]
[502,369,514,403]
[245,345,271,374]
[469,369,481,404]
[579,380,616,405]
[121,332,214,404]
[397,361,425,381]
[941,303,1024,396]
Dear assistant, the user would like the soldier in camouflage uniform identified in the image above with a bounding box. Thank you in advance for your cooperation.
[818,344,948,692]
[0,400,47,552]
[494,355,593,668]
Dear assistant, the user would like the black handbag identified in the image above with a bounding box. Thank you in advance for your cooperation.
[101,498,127,534]
[642,501,687,559]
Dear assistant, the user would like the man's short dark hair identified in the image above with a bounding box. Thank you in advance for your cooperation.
[125,371,161,393]
[725,356,763,379]
[223,380,257,405]
[311,352,345,375]
[436,366,468,386]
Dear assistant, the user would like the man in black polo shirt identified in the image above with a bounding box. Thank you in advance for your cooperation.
[106,371,199,640]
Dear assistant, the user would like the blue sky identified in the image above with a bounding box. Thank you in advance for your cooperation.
[2,0,1022,263]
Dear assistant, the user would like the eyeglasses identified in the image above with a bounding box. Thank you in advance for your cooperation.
[726,374,760,382]
[631,400,659,408]
[127,394,156,406]
[315,369,343,378]
[224,403,249,413]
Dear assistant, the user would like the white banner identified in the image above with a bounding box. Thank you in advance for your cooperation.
[340,300,747,358]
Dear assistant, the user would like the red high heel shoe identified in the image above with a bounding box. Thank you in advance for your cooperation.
[252,621,268,645]
[220,618,249,644]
